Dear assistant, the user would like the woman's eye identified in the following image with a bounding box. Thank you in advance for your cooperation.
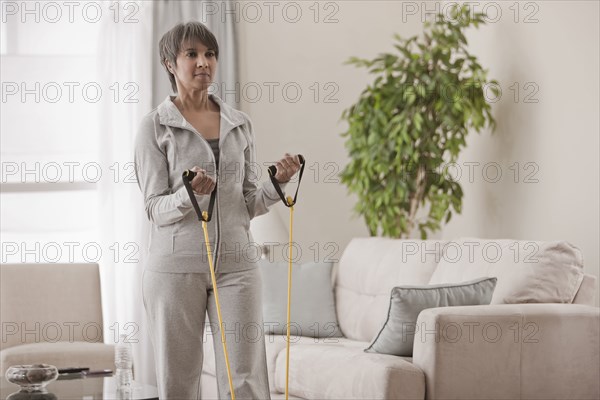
[207,52,215,57]
[187,52,196,57]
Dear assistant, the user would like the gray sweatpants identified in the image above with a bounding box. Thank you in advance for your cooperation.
[142,267,271,400]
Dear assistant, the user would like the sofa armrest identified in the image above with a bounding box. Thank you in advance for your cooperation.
[412,304,599,400]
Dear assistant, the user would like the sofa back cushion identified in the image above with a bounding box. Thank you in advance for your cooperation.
[259,260,343,338]
[428,238,585,304]
[334,238,445,342]
[0,263,104,350]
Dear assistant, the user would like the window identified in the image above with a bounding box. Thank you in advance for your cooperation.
[1,1,102,263]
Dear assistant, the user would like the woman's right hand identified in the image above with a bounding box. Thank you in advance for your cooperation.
[190,166,216,195]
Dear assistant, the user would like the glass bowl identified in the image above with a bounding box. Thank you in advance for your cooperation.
[5,364,58,392]
[6,391,58,400]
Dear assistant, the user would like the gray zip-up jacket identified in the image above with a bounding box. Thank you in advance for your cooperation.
[134,93,287,273]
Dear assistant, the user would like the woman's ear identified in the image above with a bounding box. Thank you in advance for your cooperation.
[165,60,173,73]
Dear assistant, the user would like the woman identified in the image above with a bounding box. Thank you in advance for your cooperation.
[134,21,301,399]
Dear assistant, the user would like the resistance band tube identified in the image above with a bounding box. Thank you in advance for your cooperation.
[267,155,306,400]
[182,170,236,400]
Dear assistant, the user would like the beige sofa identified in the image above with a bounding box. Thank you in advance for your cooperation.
[0,263,115,375]
[201,237,599,400]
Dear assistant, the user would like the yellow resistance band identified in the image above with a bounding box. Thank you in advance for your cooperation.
[266,155,305,400]
[202,210,236,400]
[285,195,294,400]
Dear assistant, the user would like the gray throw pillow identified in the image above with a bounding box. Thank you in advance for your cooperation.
[364,277,497,356]
[258,260,343,338]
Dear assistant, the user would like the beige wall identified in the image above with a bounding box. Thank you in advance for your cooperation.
[444,1,599,302]
[236,1,599,299]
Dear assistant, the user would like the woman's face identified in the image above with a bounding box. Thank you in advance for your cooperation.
[169,40,217,94]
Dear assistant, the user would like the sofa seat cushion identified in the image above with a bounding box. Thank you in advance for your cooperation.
[203,332,365,394]
[274,343,425,400]
[1,342,115,374]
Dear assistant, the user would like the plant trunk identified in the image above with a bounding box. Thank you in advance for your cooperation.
[406,164,427,237]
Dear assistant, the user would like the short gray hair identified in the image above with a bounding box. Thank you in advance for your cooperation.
[159,21,220,93]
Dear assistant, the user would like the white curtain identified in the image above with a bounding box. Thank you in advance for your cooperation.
[96,0,238,386]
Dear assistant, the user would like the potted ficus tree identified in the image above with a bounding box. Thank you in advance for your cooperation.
[339,4,498,239]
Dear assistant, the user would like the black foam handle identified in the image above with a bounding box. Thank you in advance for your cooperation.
[186,170,197,180]
[182,170,217,222]
[267,154,305,207]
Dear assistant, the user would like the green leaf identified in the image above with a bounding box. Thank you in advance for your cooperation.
[413,113,423,131]
[404,91,417,105]
[445,211,453,223]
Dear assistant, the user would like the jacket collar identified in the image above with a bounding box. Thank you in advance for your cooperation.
[157,93,246,135]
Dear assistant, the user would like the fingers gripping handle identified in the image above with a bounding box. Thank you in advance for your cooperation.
[267,154,305,207]
[267,154,305,177]
[182,170,217,222]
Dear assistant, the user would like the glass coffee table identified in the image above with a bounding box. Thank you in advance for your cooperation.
[1,375,158,400]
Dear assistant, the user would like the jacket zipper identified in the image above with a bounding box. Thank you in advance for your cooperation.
[180,116,243,273]
[182,124,221,273]
[214,141,222,273]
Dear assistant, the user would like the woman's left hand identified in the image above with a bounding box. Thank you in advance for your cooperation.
[274,153,301,183]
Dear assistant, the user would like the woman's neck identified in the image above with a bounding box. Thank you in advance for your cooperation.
[173,91,216,113]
